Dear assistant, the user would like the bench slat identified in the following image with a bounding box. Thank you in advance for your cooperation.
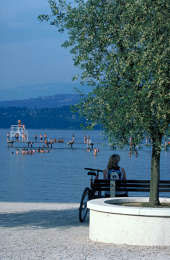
[89,179,170,194]
[117,184,170,188]
[117,188,150,192]
[91,188,170,192]
[117,188,170,192]
[94,180,110,184]
[84,167,103,172]
[159,181,170,184]
[93,180,170,184]
[126,180,170,184]
[119,184,150,188]
[126,180,150,183]
[89,189,170,193]
[93,183,170,188]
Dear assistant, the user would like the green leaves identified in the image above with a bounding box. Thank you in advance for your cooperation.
[39,0,169,144]
[38,0,170,206]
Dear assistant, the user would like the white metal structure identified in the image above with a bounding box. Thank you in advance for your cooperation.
[9,123,28,141]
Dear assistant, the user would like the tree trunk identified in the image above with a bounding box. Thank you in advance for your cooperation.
[149,134,162,206]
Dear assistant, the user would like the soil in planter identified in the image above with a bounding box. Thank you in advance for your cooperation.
[120,202,170,208]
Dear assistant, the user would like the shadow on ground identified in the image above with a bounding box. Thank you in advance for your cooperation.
[0,208,89,229]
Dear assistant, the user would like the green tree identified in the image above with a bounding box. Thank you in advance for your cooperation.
[39,0,170,206]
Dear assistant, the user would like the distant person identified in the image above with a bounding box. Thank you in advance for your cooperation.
[21,149,26,155]
[93,148,99,156]
[15,133,19,141]
[129,136,133,151]
[18,120,21,128]
[87,136,94,150]
[128,151,132,159]
[22,133,25,142]
[6,132,10,142]
[49,139,54,148]
[72,134,75,142]
[67,135,75,149]
[84,136,87,144]
[44,139,48,147]
[87,136,91,146]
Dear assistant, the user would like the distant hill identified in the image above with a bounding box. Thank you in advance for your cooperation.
[0,94,81,109]
[0,94,100,130]
[0,106,85,129]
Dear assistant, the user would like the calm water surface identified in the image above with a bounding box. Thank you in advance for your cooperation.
[0,129,169,203]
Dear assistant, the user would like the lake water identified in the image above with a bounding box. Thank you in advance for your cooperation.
[0,129,169,203]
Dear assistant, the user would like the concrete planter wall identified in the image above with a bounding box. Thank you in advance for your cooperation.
[87,197,170,246]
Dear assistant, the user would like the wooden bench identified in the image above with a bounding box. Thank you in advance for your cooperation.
[92,178,170,197]
[79,168,170,222]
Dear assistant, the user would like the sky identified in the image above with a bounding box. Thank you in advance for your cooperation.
[0,0,80,100]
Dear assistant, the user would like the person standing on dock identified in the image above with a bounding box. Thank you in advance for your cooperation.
[49,139,54,149]
[67,134,75,149]
[129,136,133,151]
[15,133,19,141]
[87,136,94,150]
[22,133,26,142]
[6,132,10,142]
[44,139,49,147]
[84,136,87,144]
[40,134,43,142]
[18,120,21,128]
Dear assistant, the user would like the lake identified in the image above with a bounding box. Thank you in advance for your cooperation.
[0,129,169,203]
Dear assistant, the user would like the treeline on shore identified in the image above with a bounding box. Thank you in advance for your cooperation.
[0,106,88,129]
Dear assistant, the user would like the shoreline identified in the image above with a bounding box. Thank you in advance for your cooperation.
[0,202,170,260]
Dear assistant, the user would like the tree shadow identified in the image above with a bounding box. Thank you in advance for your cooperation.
[0,208,89,229]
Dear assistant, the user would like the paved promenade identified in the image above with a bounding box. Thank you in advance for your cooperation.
[0,202,170,260]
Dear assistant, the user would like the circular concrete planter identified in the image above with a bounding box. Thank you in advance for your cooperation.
[87,197,170,246]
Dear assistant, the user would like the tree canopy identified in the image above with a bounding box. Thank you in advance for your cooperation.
[39,0,170,205]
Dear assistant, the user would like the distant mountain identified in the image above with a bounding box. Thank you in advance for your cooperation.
[0,94,100,130]
[0,94,81,108]
[0,106,85,129]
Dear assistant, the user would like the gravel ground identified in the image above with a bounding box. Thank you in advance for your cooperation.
[0,202,170,260]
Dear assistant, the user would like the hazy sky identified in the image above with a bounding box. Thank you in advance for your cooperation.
[0,0,80,100]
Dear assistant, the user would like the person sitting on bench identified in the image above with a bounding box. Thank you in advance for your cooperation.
[103,154,127,197]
